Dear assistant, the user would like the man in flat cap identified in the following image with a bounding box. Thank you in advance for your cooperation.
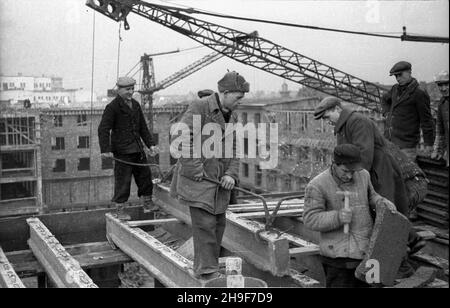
[98,77,157,218]
[382,61,435,161]
[304,144,397,288]
[170,71,249,280]
[431,70,449,166]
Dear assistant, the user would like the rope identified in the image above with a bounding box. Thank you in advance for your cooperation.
[111,156,160,167]
[88,11,96,207]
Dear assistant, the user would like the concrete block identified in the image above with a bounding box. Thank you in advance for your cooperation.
[355,203,410,286]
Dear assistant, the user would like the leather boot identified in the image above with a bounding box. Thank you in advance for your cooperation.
[115,202,131,221]
[141,195,159,213]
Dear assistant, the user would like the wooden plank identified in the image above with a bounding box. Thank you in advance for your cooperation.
[229,200,304,208]
[228,204,302,213]
[289,246,320,257]
[26,218,98,288]
[126,218,179,228]
[6,242,132,278]
[106,213,203,288]
[0,246,26,288]
[235,209,303,219]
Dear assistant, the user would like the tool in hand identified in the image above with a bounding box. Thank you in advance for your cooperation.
[201,176,281,241]
[336,191,357,234]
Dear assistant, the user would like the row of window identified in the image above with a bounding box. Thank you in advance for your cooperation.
[35,96,68,101]
[51,136,89,150]
[241,163,263,186]
[240,112,261,125]
[53,114,88,127]
[1,82,51,90]
[52,157,113,172]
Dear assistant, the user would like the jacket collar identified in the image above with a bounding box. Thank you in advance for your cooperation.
[117,95,136,115]
[334,108,355,134]
[206,93,238,139]
[392,78,419,108]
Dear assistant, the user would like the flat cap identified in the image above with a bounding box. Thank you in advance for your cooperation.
[334,144,362,170]
[116,76,136,88]
[218,71,250,93]
[389,61,412,76]
[313,96,341,120]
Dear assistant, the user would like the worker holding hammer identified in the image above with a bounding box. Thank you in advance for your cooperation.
[304,144,397,288]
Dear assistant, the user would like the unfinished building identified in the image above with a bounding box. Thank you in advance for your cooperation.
[0,111,42,217]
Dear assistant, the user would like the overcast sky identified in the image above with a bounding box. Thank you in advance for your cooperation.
[1,0,448,97]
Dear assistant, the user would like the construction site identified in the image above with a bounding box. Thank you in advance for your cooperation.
[0,0,449,290]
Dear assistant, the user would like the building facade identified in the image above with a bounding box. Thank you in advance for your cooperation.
[0,110,43,217]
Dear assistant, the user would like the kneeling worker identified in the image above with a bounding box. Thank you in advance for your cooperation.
[304,144,397,288]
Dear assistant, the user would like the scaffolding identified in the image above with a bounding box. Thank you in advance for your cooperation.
[0,111,42,217]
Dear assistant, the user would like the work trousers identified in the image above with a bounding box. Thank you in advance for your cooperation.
[112,152,153,204]
[401,147,418,162]
[322,262,370,288]
[189,206,226,276]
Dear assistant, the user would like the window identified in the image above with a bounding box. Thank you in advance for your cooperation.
[54,115,63,127]
[51,137,65,150]
[242,163,249,177]
[244,137,248,155]
[77,114,88,126]
[53,159,66,172]
[9,82,14,88]
[78,136,90,149]
[101,157,113,170]
[255,165,262,187]
[2,83,7,90]
[254,113,261,126]
[284,177,292,191]
[241,112,248,125]
[78,158,90,171]
[153,133,159,145]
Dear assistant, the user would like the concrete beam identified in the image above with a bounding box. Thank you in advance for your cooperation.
[26,218,98,288]
[105,213,203,288]
[0,246,26,288]
[154,185,300,276]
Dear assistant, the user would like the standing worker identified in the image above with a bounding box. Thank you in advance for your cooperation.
[170,71,249,280]
[304,144,397,288]
[431,71,449,166]
[382,61,435,161]
[98,77,158,218]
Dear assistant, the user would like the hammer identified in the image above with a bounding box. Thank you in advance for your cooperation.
[336,191,357,234]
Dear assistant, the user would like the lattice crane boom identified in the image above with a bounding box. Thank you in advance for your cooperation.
[87,0,386,112]
[141,50,224,94]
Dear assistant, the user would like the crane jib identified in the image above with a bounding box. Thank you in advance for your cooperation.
[86,0,384,113]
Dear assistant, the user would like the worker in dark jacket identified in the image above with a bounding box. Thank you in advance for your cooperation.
[170,71,249,280]
[98,77,157,218]
[431,71,449,166]
[381,61,435,161]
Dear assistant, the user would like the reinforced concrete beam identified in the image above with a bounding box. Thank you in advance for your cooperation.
[153,185,316,276]
[26,218,98,288]
[0,246,26,288]
[106,213,203,288]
